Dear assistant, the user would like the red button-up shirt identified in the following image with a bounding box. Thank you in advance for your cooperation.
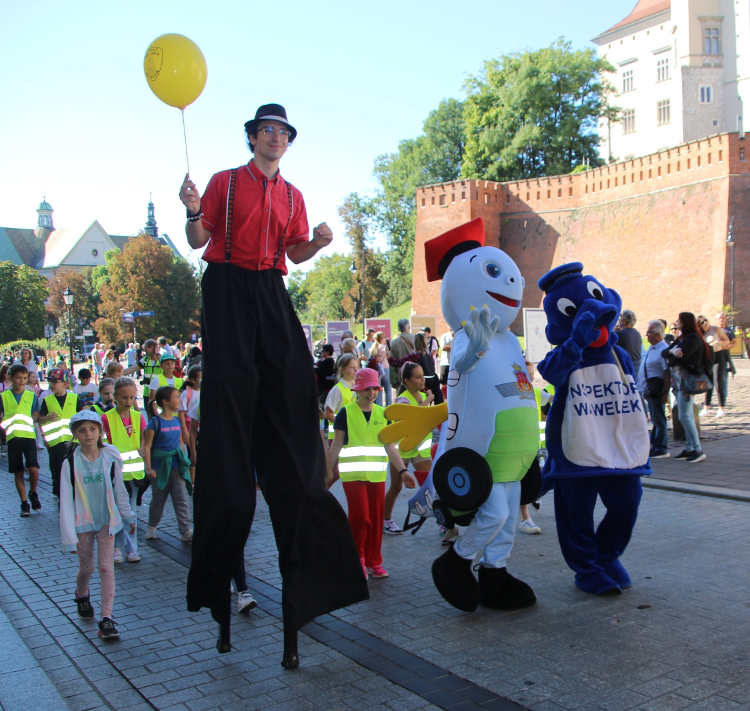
[201,160,309,275]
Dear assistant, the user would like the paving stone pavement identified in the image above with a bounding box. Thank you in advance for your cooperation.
[1,360,749,711]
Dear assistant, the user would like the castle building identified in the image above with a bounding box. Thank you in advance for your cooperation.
[0,199,183,278]
[594,0,750,161]
[411,132,749,337]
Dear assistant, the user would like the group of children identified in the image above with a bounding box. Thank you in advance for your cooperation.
[320,356,553,583]
[0,351,204,640]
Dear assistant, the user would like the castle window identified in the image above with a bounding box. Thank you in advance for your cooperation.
[439,194,446,206]
[657,58,669,82]
[657,99,671,125]
[569,187,573,196]
[623,109,635,134]
[452,193,455,203]
[431,197,435,206]
[421,198,425,207]
[461,191,466,200]
[703,26,720,55]
[700,85,712,103]
[622,69,634,93]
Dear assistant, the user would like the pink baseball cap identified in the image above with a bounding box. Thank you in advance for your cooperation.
[351,368,381,391]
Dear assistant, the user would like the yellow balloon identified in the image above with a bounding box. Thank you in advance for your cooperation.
[144,33,207,110]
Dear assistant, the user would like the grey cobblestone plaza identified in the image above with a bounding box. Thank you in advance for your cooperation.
[1,363,749,711]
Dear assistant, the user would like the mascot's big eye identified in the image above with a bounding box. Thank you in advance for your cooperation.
[557,298,578,318]
[484,263,501,278]
[587,282,604,300]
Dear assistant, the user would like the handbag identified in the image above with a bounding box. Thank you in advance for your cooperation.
[682,371,711,395]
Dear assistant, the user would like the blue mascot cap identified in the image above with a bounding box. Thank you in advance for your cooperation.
[538,262,584,294]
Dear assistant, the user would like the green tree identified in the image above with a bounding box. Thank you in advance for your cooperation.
[370,98,465,308]
[338,193,387,322]
[46,268,99,331]
[462,39,618,180]
[0,262,48,343]
[287,270,308,314]
[301,253,355,325]
[94,233,200,344]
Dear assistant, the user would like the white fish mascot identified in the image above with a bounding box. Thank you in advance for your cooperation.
[379,218,539,612]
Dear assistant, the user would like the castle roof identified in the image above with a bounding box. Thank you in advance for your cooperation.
[594,0,671,42]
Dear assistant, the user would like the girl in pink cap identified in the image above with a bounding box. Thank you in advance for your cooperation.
[328,369,416,580]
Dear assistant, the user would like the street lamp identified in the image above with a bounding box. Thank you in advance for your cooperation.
[727,217,735,328]
[63,287,74,370]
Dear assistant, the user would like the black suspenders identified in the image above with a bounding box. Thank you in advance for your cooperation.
[224,167,294,267]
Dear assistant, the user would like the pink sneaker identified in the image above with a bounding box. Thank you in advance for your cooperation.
[368,565,389,579]
[360,557,368,580]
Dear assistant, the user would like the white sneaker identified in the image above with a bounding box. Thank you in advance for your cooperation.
[145,526,157,540]
[519,519,542,534]
[699,407,708,419]
[716,408,726,418]
[113,548,123,564]
[383,519,403,535]
[180,529,194,543]
[237,591,257,614]
[126,552,141,563]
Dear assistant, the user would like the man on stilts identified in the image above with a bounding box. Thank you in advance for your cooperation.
[181,104,369,669]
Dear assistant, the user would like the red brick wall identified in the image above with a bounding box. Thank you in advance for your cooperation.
[413,133,750,335]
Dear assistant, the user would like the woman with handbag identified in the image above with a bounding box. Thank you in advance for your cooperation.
[663,312,711,463]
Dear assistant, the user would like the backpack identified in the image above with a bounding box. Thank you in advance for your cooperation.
[66,450,115,501]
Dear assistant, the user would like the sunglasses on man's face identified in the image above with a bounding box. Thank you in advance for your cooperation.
[699,320,708,325]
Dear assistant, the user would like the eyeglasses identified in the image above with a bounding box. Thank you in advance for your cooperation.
[698,319,708,325]
[259,126,291,138]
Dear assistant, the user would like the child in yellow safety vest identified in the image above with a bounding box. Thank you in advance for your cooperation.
[518,361,554,535]
[38,368,83,498]
[329,368,416,581]
[0,365,43,517]
[148,355,187,442]
[92,378,116,419]
[103,377,146,564]
[324,354,359,486]
[382,362,437,536]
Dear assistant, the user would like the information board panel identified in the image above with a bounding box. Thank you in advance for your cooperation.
[523,308,552,364]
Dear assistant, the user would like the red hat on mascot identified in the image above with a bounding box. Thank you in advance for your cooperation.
[424,217,485,283]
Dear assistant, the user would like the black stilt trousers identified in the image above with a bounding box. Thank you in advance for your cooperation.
[186,263,369,630]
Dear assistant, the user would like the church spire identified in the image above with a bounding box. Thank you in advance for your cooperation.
[37,197,53,229]
[145,193,158,238]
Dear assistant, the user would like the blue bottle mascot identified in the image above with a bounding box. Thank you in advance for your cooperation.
[536,262,651,595]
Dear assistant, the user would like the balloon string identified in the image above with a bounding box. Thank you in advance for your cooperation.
[181,109,190,175]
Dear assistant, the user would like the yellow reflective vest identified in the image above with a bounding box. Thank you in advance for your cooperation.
[1,390,36,441]
[397,390,433,458]
[41,393,78,446]
[327,381,355,440]
[106,409,145,480]
[151,375,184,391]
[143,358,161,386]
[338,403,389,483]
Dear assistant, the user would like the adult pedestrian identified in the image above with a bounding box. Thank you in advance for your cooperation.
[423,327,439,365]
[438,328,454,385]
[91,343,103,384]
[314,344,336,407]
[125,343,137,370]
[663,313,710,463]
[698,314,731,418]
[340,338,359,358]
[179,103,367,666]
[615,310,643,376]
[359,329,376,363]
[638,321,670,458]
[157,337,174,358]
[13,348,38,374]
[370,332,392,407]
[390,319,416,388]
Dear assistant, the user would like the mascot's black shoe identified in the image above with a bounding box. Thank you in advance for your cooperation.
[477,566,537,610]
[432,547,479,612]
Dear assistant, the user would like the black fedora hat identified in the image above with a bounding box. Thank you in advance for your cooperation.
[244,103,297,141]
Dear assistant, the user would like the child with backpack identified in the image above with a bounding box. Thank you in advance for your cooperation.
[60,410,135,640]
[144,386,193,542]
[103,377,146,564]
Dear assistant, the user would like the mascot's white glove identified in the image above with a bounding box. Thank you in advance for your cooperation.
[454,306,501,373]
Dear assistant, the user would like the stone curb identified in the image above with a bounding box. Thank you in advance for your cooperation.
[644,476,750,503]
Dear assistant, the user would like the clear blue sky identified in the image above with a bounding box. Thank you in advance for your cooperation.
[0,0,636,270]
